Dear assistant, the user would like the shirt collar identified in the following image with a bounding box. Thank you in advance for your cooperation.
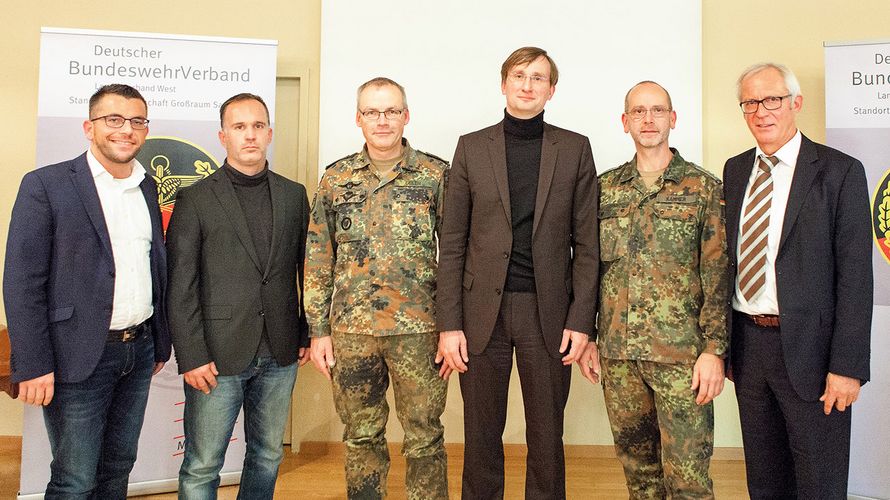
[86,149,146,189]
[755,129,801,169]
[618,147,686,184]
[353,138,419,172]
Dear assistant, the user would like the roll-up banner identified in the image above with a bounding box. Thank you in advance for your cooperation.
[825,39,890,500]
[19,27,277,498]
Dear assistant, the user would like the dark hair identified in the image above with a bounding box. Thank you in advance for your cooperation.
[219,93,270,127]
[501,47,559,86]
[88,84,147,117]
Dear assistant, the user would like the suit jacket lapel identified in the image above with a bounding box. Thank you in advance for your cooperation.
[210,169,263,273]
[265,172,285,279]
[70,154,113,260]
[779,134,822,253]
[487,122,512,225]
[725,149,756,263]
[533,124,558,237]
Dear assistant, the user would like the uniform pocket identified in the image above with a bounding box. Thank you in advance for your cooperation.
[598,203,630,262]
[391,185,434,241]
[653,202,700,262]
[332,185,368,244]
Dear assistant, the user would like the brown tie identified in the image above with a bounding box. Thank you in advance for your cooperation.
[738,155,777,302]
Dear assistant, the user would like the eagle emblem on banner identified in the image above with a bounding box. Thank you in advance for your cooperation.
[875,167,890,266]
[137,137,220,232]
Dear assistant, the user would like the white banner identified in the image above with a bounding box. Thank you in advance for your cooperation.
[825,39,890,499]
[20,27,278,498]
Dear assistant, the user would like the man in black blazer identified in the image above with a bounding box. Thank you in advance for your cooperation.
[4,84,170,498]
[166,93,309,499]
[724,63,872,499]
[437,47,599,499]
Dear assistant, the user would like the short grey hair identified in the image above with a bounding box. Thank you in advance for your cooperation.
[736,62,801,101]
[356,77,408,110]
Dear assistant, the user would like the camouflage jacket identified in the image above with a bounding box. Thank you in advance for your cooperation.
[597,149,729,362]
[304,139,448,337]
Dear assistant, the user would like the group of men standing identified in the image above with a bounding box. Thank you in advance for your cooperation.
[3,45,872,500]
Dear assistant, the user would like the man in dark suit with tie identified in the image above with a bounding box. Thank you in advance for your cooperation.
[436,47,599,499]
[724,62,872,499]
[4,83,170,498]
[166,93,309,499]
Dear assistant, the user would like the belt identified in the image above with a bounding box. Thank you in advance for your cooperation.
[742,313,780,328]
[108,319,150,342]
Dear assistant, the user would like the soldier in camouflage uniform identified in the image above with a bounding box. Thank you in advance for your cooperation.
[594,81,729,499]
[304,77,448,500]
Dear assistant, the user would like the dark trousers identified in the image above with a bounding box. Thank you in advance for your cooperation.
[732,313,852,500]
[459,292,572,500]
[43,331,155,500]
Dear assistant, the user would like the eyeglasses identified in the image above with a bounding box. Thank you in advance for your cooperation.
[626,106,671,121]
[360,108,405,121]
[508,72,550,86]
[90,114,150,129]
[739,95,791,114]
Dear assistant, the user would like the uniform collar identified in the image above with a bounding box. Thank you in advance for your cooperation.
[618,147,686,184]
[353,138,419,172]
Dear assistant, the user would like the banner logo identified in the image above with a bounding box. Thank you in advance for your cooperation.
[137,137,220,231]
[874,167,890,266]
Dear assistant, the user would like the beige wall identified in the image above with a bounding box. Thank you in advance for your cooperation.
[1,0,885,449]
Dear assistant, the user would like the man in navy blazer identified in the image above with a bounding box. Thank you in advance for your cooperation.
[724,63,872,499]
[3,84,170,499]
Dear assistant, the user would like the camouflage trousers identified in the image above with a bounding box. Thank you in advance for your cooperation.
[330,331,448,500]
[601,357,715,499]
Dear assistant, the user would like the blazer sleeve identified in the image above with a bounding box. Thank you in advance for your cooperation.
[435,136,472,332]
[563,137,599,338]
[165,188,212,373]
[296,184,310,348]
[3,172,56,382]
[828,158,872,382]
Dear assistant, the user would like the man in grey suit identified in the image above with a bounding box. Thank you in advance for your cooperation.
[166,93,310,499]
[724,63,872,499]
[436,47,599,499]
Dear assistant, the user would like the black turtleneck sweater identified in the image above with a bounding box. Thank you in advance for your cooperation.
[224,163,273,356]
[504,109,544,292]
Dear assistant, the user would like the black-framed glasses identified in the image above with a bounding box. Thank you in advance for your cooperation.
[360,109,405,121]
[90,114,150,129]
[739,95,791,114]
[627,106,672,121]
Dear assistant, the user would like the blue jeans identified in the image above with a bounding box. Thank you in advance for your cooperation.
[178,356,297,500]
[42,331,155,500]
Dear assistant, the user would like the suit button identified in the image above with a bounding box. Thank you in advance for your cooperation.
[259,310,265,316]
[495,288,501,295]
[503,252,509,259]
[262,279,269,285]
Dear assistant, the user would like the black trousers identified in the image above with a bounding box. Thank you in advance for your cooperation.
[732,313,852,500]
[459,292,572,500]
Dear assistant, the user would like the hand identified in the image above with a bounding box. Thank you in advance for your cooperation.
[183,362,219,394]
[577,342,601,384]
[436,330,468,379]
[559,329,589,365]
[691,353,725,405]
[152,362,165,376]
[297,347,310,367]
[819,372,861,415]
[310,337,335,381]
[18,372,55,406]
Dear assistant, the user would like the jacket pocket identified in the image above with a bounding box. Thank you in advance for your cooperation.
[49,306,74,323]
[203,305,233,320]
[598,204,630,262]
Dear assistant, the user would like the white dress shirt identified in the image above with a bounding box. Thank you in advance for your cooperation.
[733,130,802,315]
[87,150,154,329]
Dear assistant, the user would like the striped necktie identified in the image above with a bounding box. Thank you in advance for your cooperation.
[738,155,777,302]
